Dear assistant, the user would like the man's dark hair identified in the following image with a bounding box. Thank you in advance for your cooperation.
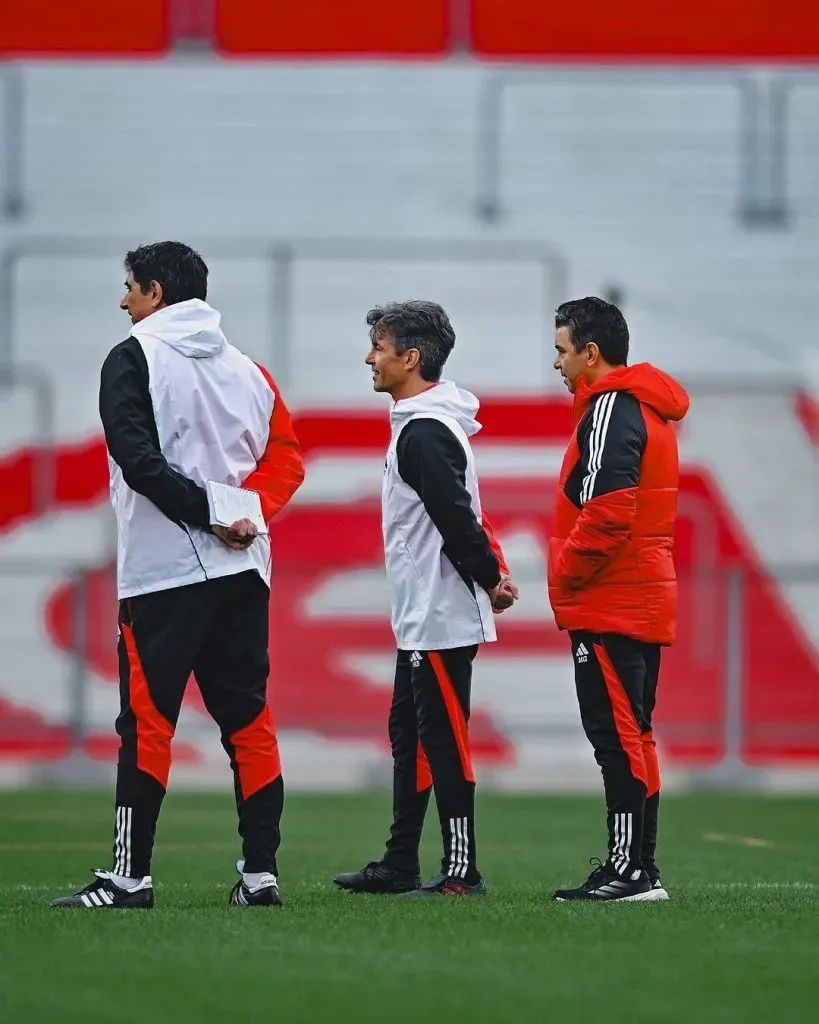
[125,241,208,306]
[555,296,629,366]
[366,300,456,382]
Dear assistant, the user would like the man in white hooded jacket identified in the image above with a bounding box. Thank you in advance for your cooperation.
[51,242,304,910]
[334,301,518,897]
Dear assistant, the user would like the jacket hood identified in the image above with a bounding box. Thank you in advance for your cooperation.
[391,380,482,437]
[575,362,689,423]
[129,299,226,358]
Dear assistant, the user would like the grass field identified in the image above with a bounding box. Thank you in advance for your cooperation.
[1,790,818,1023]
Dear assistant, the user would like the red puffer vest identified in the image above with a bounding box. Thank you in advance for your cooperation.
[548,363,689,645]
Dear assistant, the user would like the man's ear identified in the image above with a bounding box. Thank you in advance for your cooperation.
[585,341,600,366]
[404,348,421,372]
[149,280,164,309]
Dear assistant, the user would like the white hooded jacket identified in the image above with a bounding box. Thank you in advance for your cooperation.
[100,300,293,599]
[382,381,501,650]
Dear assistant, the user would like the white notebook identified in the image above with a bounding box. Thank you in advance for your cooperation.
[206,480,268,535]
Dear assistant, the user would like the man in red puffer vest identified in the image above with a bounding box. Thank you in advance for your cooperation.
[549,297,689,904]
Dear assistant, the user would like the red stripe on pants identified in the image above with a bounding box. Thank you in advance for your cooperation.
[122,623,175,789]
[416,739,433,792]
[642,729,661,797]
[230,704,281,800]
[428,652,475,784]
[593,643,648,788]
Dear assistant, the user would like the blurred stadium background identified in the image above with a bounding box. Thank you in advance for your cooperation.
[1,0,819,796]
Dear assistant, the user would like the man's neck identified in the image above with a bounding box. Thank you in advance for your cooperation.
[390,378,436,402]
[585,360,621,388]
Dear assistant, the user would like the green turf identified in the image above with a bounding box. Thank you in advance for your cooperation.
[1,790,818,1023]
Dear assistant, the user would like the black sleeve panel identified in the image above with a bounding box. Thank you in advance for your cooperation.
[396,417,501,592]
[576,391,647,506]
[99,337,211,531]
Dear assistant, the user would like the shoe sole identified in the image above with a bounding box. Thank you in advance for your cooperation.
[230,901,283,907]
[334,883,417,894]
[555,888,669,903]
[400,882,488,898]
[401,890,487,898]
[50,901,153,909]
[333,876,420,894]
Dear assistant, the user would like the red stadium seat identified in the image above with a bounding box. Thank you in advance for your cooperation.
[215,0,449,57]
[471,0,819,62]
[0,0,169,56]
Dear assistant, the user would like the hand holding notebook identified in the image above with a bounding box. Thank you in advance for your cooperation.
[206,480,269,536]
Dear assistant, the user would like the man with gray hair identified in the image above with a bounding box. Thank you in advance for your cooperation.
[334,301,517,897]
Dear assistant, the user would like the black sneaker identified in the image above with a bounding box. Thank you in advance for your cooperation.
[401,872,488,897]
[50,869,154,909]
[333,860,421,894]
[229,860,282,906]
[553,858,655,902]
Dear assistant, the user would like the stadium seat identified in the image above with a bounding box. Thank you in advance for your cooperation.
[215,0,449,57]
[470,0,819,61]
[0,0,169,56]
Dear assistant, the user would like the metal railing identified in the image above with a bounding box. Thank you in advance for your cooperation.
[0,62,25,219]
[3,63,818,229]
[474,66,819,227]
